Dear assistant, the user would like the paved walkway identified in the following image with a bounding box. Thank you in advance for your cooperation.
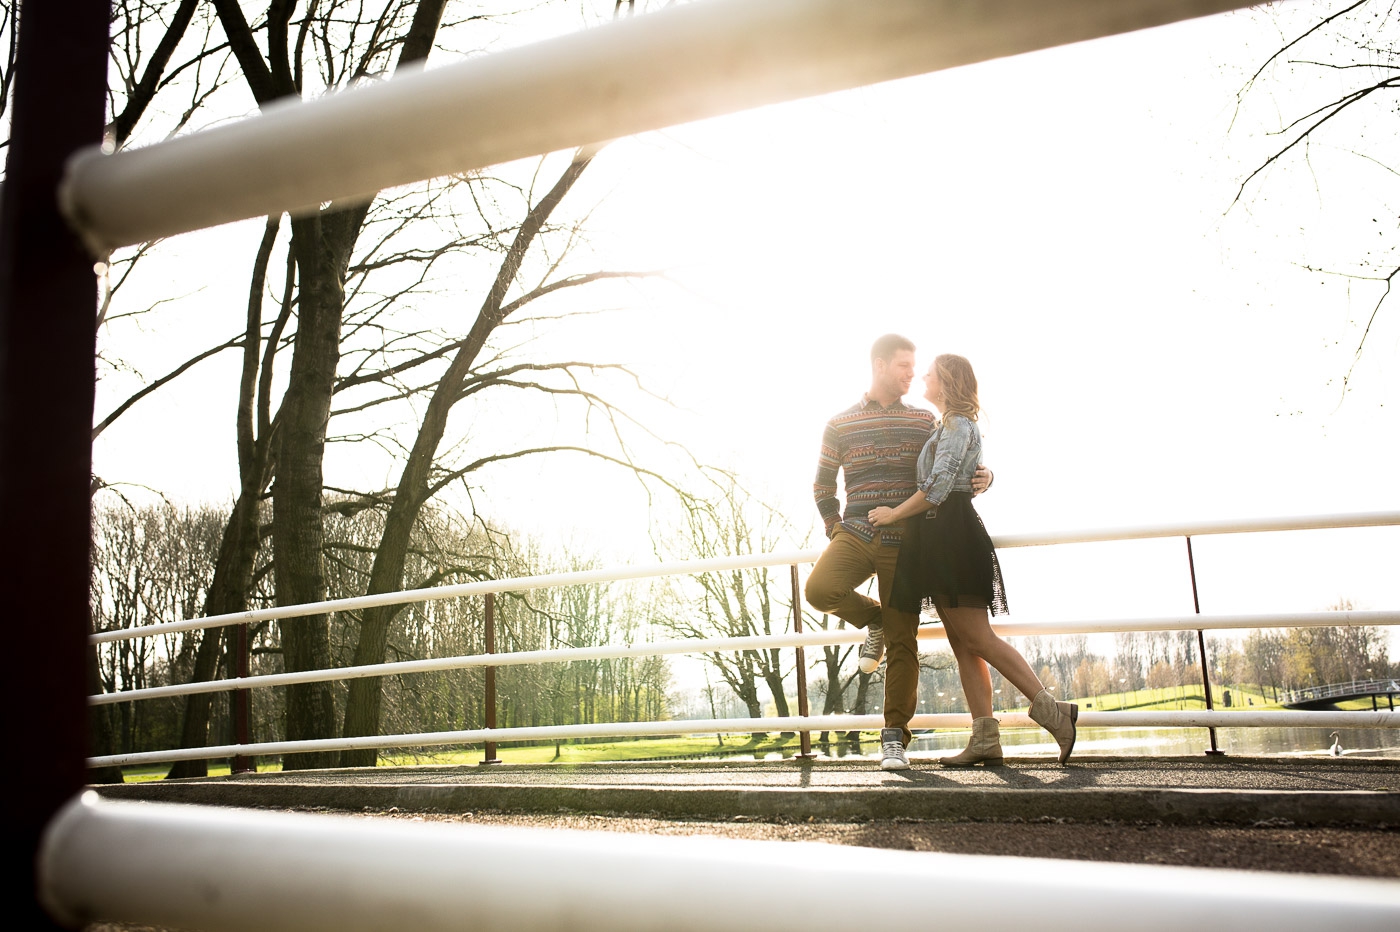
[98,756,1400,825]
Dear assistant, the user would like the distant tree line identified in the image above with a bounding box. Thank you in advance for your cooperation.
[909,624,1395,712]
[89,500,671,764]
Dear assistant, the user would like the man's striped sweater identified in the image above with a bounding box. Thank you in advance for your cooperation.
[813,395,935,547]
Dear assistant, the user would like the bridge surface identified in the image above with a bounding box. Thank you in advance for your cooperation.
[1283,678,1400,710]
[98,756,1400,827]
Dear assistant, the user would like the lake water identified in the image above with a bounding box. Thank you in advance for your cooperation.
[911,725,1400,759]
[726,726,1400,760]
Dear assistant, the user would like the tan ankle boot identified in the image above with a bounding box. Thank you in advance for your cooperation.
[940,717,1003,767]
[1029,689,1077,764]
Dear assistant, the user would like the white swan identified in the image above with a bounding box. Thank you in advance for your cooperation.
[1329,731,1343,757]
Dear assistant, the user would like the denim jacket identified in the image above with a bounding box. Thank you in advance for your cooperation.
[915,413,981,513]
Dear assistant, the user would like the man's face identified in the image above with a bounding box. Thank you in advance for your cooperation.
[874,349,916,399]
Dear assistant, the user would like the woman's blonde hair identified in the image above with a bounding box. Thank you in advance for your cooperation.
[934,353,979,422]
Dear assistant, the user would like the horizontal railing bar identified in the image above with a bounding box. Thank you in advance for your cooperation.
[88,710,1400,768]
[94,629,854,705]
[991,509,1400,548]
[43,795,1400,932]
[89,549,823,645]
[89,510,1400,645]
[91,609,1400,707]
[60,0,1255,253]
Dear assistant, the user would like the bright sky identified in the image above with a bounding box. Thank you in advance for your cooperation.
[91,2,1399,645]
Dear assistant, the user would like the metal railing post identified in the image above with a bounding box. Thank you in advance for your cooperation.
[791,564,814,759]
[481,593,501,765]
[230,622,253,773]
[1185,537,1224,756]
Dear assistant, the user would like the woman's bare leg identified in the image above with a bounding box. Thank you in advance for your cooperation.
[944,625,994,718]
[937,601,1045,704]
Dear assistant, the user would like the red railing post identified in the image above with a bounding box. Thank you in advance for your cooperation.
[481,592,501,765]
[231,622,253,773]
[1186,536,1224,756]
[791,564,814,759]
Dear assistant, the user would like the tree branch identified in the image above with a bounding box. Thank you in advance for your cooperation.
[1242,0,1367,90]
[426,444,694,501]
[110,0,200,146]
[1232,76,1400,207]
[1340,263,1398,402]
[93,334,243,440]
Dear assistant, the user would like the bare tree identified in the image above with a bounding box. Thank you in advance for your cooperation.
[195,0,459,768]
[0,3,16,134]
[654,478,800,735]
[1112,632,1147,692]
[90,501,225,756]
[79,1,690,775]
[1232,0,1400,397]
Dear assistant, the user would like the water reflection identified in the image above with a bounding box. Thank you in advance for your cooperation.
[908,726,1400,759]
[784,722,1394,761]
[696,728,1398,761]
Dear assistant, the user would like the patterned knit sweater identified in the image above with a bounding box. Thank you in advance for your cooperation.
[813,395,935,546]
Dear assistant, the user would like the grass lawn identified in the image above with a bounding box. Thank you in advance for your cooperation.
[381,733,815,767]
[121,762,253,783]
[1332,696,1397,711]
[1065,683,1283,713]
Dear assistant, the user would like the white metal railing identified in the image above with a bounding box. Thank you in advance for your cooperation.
[87,510,1400,768]
[42,794,1400,932]
[91,610,1400,707]
[89,549,825,645]
[59,0,1257,255]
[89,509,1400,644]
[88,710,1400,770]
[1282,678,1400,705]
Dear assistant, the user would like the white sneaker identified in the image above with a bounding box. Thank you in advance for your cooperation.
[858,623,885,674]
[879,727,910,770]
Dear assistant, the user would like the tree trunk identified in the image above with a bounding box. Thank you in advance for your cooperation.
[339,153,593,767]
[274,213,350,770]
[165,487,264,777]
[164,628,223,779]
[738,673,765,740]
[166,214,281,779]
[845,670,872,744]
[265,0,447,771]
[762,667,791,717]
[821,645,845,714]
[85,642,124,784]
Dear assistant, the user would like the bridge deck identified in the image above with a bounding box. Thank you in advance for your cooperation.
[98,756,1400,827]
[1282,678,1400,709]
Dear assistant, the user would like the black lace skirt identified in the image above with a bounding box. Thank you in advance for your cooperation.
[890,491,1009,617]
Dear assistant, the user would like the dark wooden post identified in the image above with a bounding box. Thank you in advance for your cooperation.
[481,592,501,764]
[231,623,253,773]
[0,1,110,926]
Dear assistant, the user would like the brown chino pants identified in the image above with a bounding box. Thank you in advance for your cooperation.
[803,528,920,745]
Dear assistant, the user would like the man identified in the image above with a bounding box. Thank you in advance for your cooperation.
[805,334,991,770]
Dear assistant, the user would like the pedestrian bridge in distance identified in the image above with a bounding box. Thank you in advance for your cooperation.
[1283,678,1400,711]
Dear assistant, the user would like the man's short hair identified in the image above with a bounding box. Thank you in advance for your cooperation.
[870,333,915,363]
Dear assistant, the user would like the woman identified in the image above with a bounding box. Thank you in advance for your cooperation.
[869,354,1077,766]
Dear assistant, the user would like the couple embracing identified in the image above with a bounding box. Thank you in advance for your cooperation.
[805,334,1077,771]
